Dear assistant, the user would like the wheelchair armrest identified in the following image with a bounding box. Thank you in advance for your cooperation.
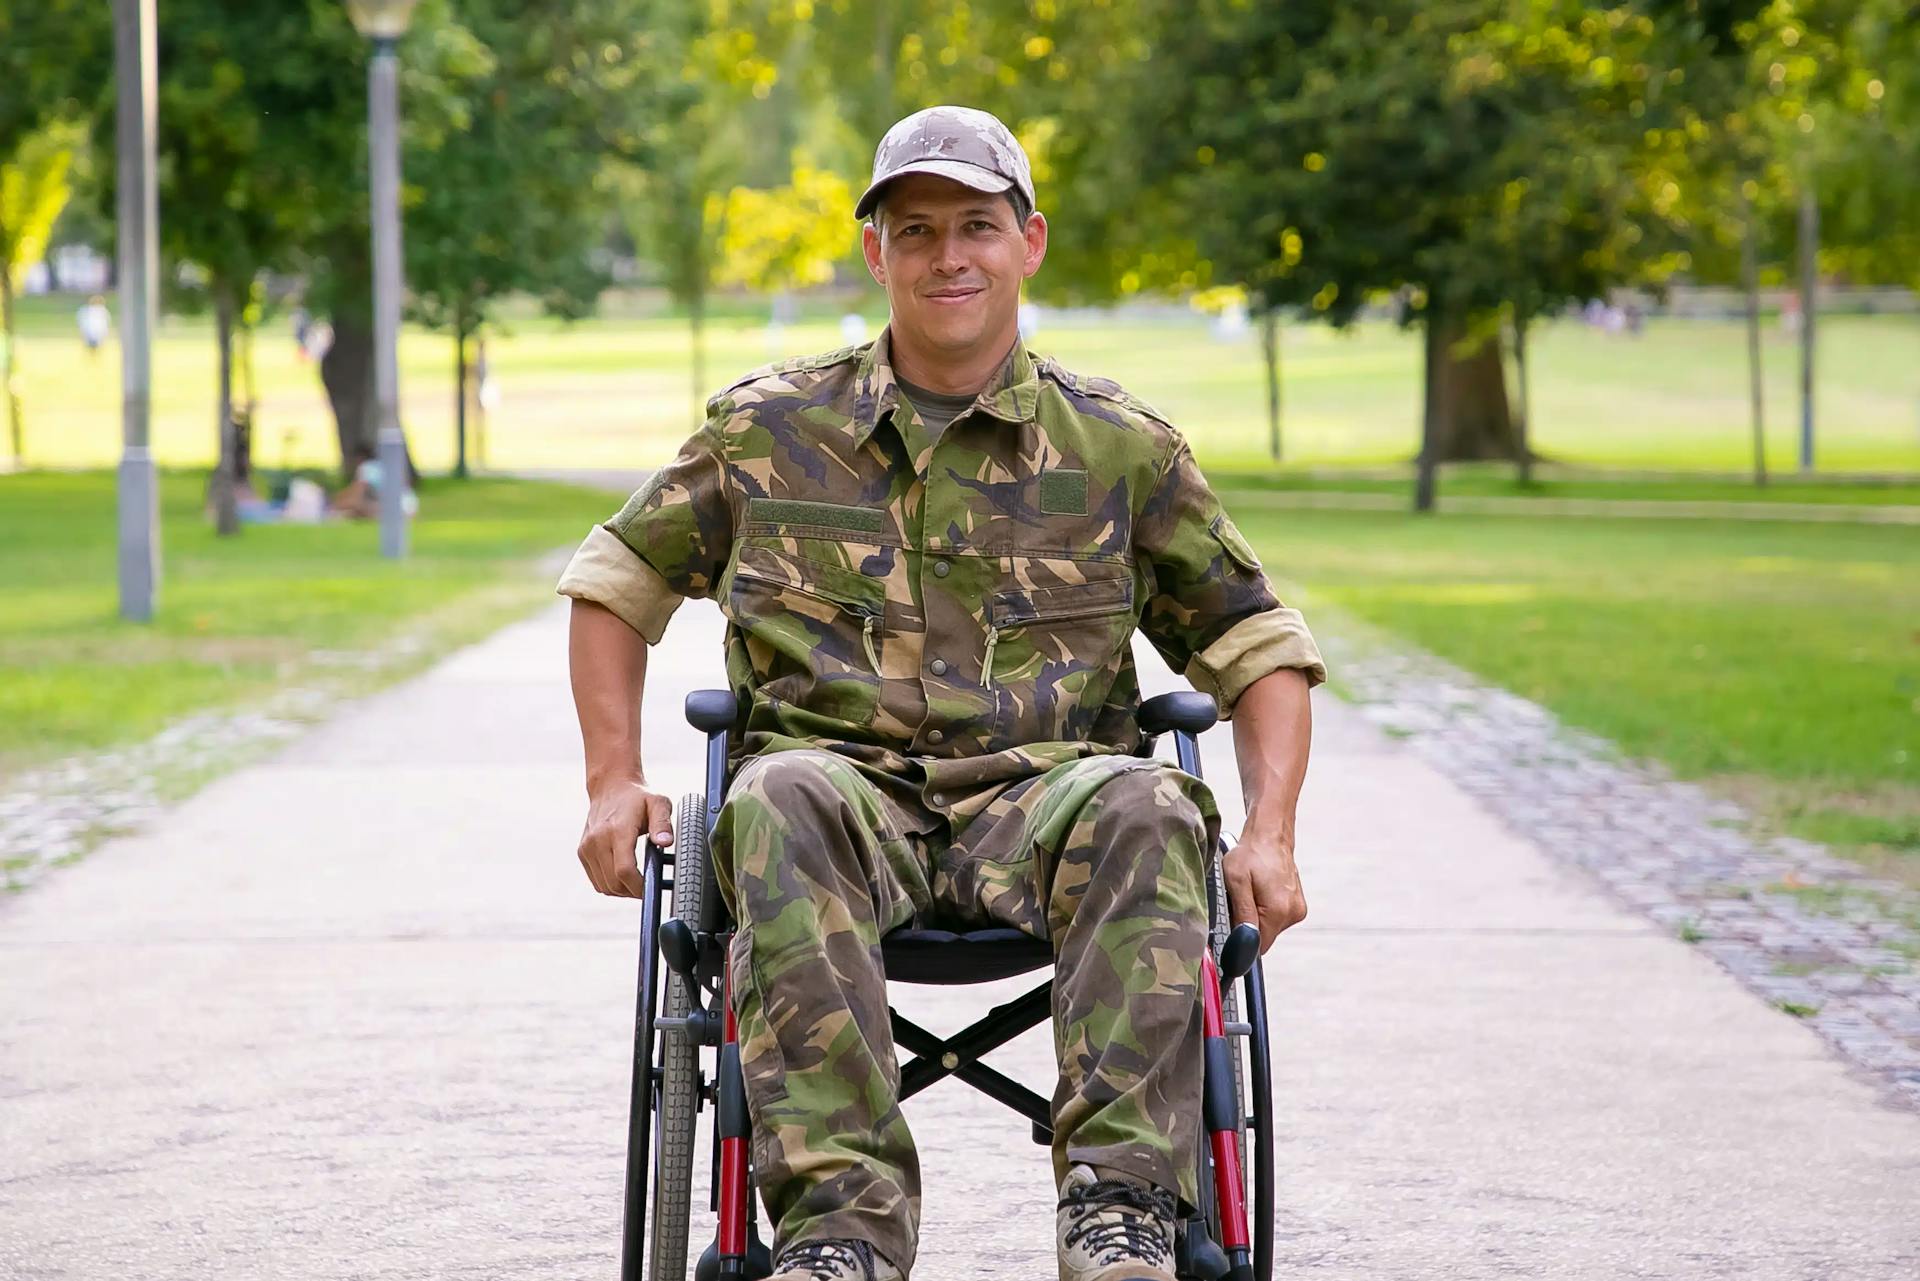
[1137,691,1218,737]
[685,688,739,734]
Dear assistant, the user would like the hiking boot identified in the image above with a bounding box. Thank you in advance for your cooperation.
[1056,1163,1179,1281]
[767,1238,903,1281]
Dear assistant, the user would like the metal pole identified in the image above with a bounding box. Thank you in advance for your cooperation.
[1797,179,1817,474]
[115,0,160,621]
[368,37,409,558]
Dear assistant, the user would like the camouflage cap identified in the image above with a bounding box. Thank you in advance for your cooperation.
[854,105,1035,222]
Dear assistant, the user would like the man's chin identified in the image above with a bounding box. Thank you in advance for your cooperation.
[908,310,1008,355]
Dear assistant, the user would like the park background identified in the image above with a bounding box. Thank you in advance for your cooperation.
[1,4,1917,986]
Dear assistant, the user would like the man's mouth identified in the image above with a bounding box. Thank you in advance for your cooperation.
[926,287,983,305]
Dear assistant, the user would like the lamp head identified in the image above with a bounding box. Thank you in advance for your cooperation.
[345,0,420,39]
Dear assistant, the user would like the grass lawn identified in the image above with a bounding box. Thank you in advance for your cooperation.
[1215,463,1920,507]
[0,470,611,774]
[7,291,1918,477]
[1235,505,1920,886]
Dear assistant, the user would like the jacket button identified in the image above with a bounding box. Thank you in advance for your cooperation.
[932,793,947,806]
[929,658,948,676]
[932,559,951,578]
[927,729,945,745]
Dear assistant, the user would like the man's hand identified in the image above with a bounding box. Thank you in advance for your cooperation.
[577,780,674,897]
[1222,823,1306,954]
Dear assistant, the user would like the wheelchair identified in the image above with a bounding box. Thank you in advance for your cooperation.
[619,688,1277,1281]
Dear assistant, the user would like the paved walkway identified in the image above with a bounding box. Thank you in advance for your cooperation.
[3,598,1917,1279]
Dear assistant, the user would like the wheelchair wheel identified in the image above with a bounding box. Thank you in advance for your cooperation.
[647,793,712,1281]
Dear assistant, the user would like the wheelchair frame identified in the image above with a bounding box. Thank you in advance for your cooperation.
[619,689,1277,1281]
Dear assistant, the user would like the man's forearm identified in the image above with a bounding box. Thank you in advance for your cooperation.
[569,599,652,792]
[1230,667,1313,838]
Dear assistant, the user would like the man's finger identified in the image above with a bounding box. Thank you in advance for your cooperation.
[1223,860,1257,932]
[614,826,645,897]
[645,792,674,850]
[615,856,645,896]
[578,840,610,896]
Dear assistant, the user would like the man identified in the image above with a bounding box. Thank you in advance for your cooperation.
[561,105,1323,1281]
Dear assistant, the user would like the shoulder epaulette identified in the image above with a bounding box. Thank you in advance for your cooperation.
[1039,356,1175,426]
[708,342,869,415]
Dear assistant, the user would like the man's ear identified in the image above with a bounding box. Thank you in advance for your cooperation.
[862,222,886,286]
[1021,211,1049,280]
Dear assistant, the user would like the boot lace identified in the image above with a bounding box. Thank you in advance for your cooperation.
[779,1238,876,1281]
[1061,1179,1176,1267]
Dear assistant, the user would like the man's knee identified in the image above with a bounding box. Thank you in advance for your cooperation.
[1092,763,1206,832]
[726,750,858,825]
[1054,762,1210,922]
[715,750,870,911]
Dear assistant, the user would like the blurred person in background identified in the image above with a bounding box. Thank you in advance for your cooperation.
[76,295,110,355]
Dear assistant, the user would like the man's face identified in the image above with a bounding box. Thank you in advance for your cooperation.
[861,172,1047,364]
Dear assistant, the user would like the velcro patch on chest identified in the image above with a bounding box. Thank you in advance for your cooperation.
[746,497,886,534]
[1039,468,1088,516]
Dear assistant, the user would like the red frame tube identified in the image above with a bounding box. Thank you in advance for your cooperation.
[719,942,750,1259]
[1202,952,1250,1252]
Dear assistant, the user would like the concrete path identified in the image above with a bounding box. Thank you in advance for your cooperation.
[3,597,1917,1280]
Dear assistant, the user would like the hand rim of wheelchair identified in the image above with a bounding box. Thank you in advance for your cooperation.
[620,692,1276,1281]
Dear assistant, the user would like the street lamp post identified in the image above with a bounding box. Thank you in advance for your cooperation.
[346,0,419,559]
[115,0,161,620]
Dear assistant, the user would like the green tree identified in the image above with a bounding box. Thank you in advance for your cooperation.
[0,0,106,467]
[0,124,79,466]
[404,0,667,477]
[1080,0,1723,508]
[618,0,854,420]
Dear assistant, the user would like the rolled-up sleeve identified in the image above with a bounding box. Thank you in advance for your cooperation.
[1184,607,1326,714]
[555,408,735,643]
[1134,435,1327,717]
[556,525,684,643]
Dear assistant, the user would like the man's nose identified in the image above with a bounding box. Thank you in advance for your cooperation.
[931,232,968,275]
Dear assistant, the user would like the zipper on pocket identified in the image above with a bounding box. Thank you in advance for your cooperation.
[980,624,1001,688]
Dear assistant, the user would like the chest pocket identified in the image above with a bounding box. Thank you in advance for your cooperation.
[724,541,885,729]
[985,569,1135,744]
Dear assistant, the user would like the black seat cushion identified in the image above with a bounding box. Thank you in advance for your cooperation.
[881,926,1053,985]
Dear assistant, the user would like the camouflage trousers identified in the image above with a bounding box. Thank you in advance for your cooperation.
[711,748,1216,1276]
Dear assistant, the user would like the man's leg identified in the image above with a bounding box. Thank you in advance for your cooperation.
[944,756,1214,1209]
[711,749,930,1275]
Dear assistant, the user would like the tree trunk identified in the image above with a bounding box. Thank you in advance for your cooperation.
[321,310,377,481]
[474,334,490,472]
[1417,308,1520,510]
[1740,186,1767,488]
[1262,305,1282,463]
[1797,179,1817,474]
[690,286,708,426]
[1416,312,1443,513]
[453,313,469,480]
[1,270,21,467]
[234,317,255,487]
[871,6,896,139]
[1432,317,1518,461]
[211,285,240,536]
[1513,311,1532,486]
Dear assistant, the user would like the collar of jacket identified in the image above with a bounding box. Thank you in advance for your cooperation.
[851,325,1039,447]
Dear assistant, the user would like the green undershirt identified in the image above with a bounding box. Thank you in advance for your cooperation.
[896,375,980,443]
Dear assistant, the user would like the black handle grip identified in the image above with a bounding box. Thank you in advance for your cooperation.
[1220,922,1260,980]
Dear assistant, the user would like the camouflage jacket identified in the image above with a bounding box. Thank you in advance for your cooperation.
[558,329,1324,830]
